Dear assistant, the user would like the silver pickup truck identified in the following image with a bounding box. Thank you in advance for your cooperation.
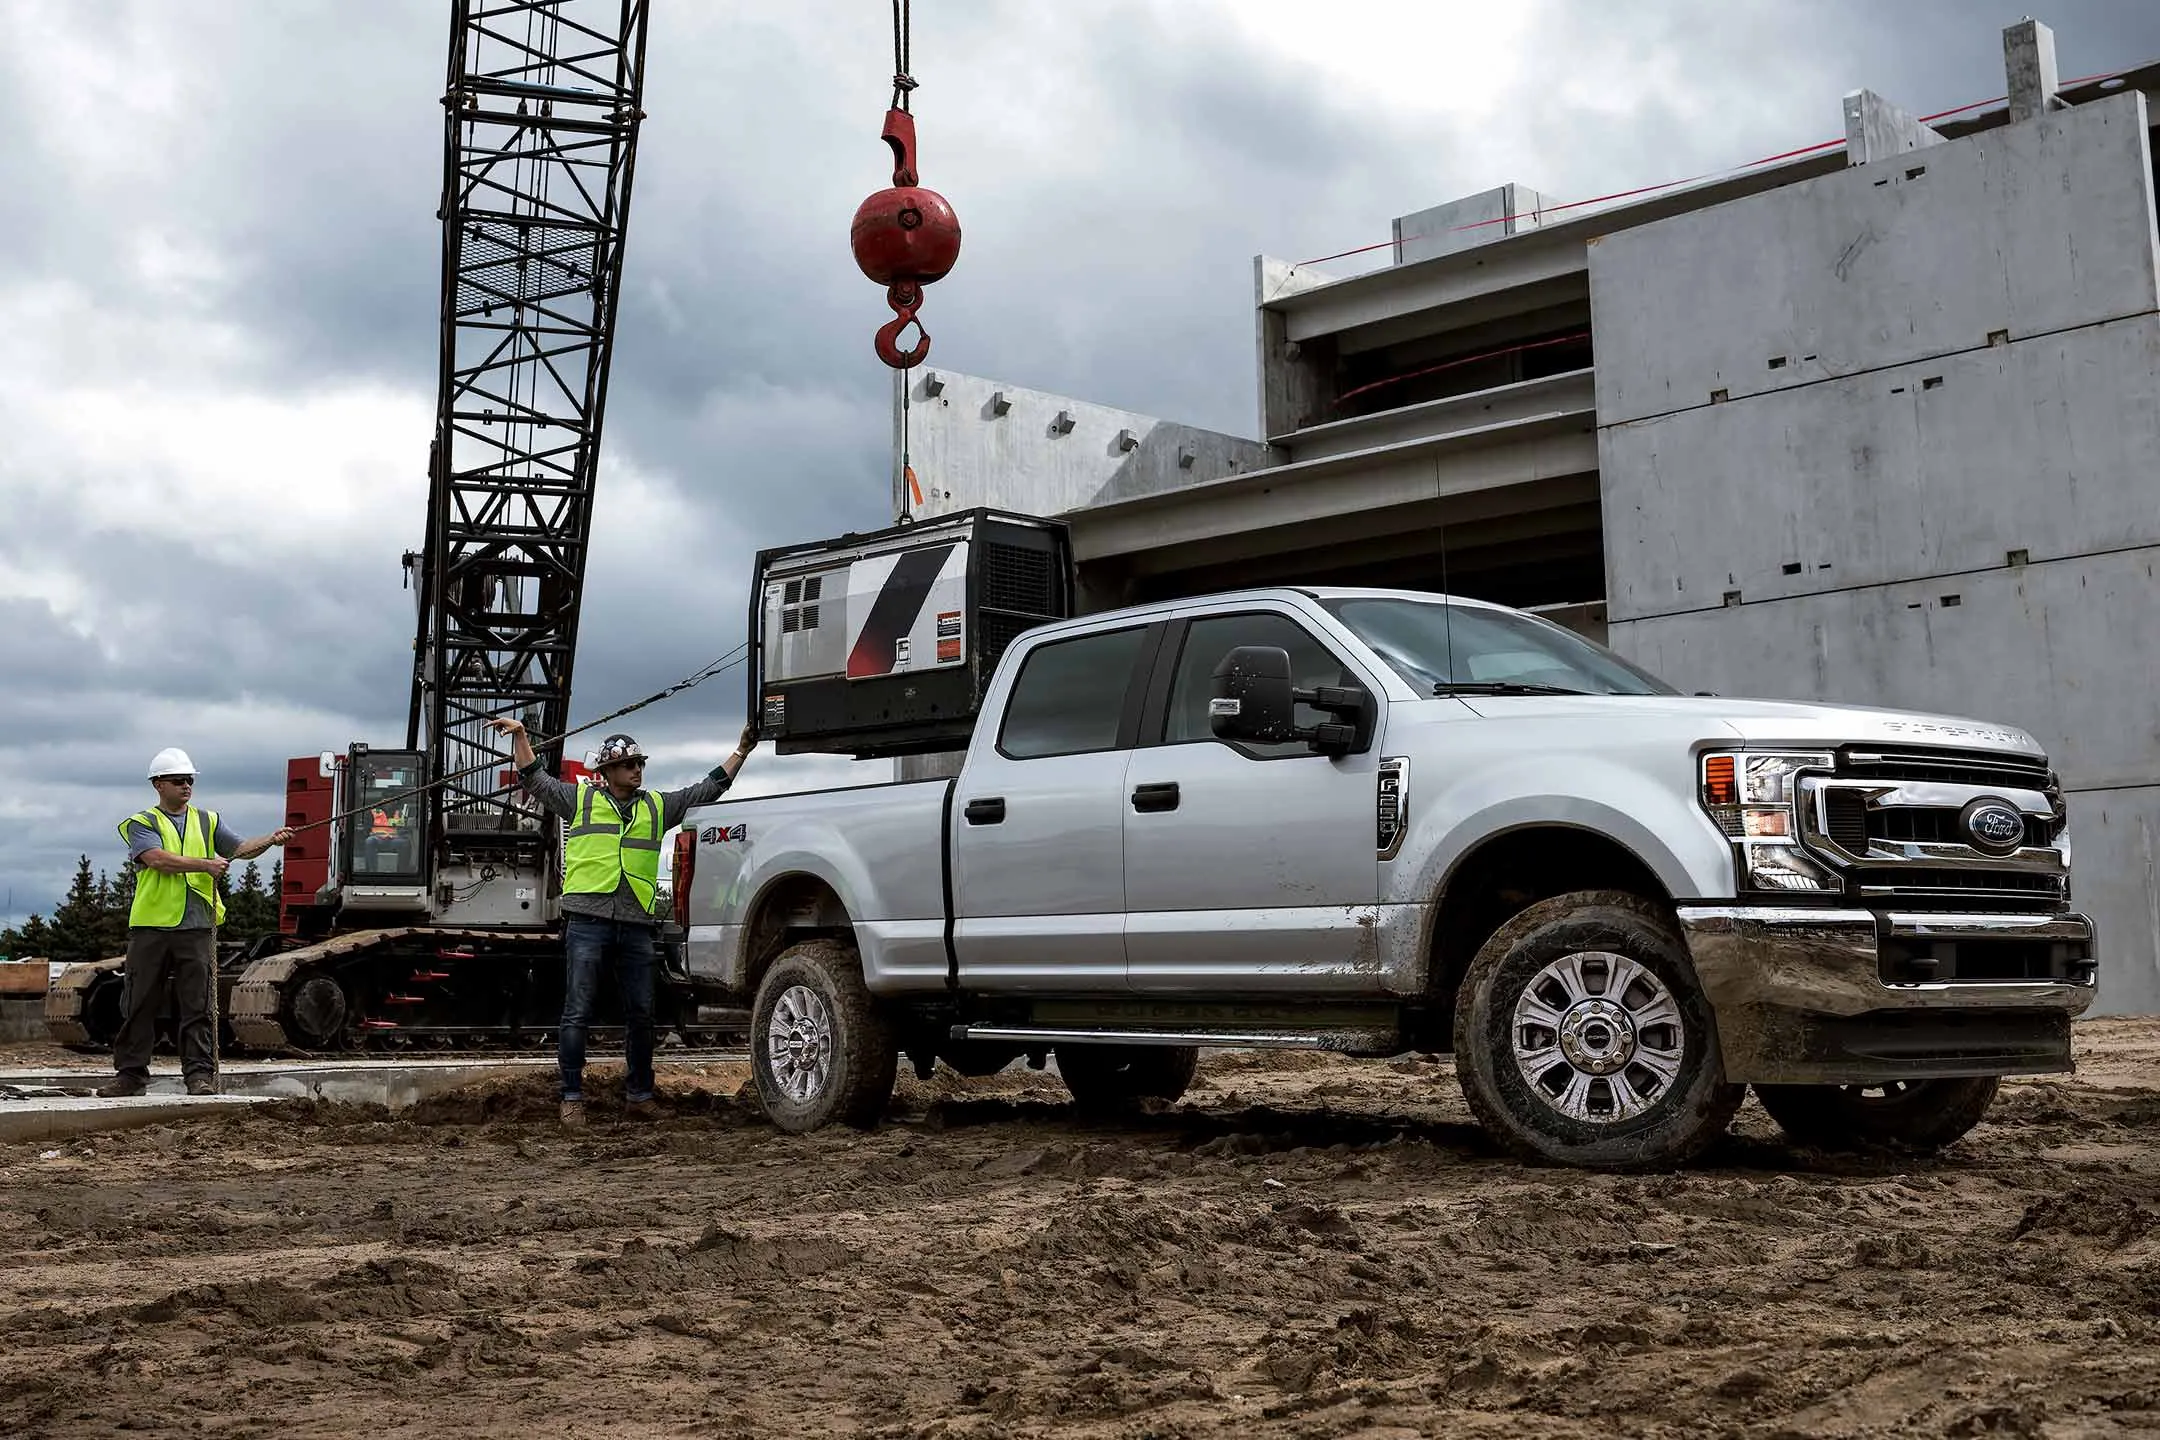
[679,586,2096,1169]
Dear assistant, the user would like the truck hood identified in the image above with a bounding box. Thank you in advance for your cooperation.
[1446,692,2047,758]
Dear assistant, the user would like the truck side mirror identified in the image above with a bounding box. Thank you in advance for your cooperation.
[1209,646,1298,744]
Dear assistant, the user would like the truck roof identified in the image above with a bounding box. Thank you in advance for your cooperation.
[1023,585,1514,639]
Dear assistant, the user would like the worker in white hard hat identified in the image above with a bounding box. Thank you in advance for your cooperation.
[97,748,294,1099]
[487,716,756,1128]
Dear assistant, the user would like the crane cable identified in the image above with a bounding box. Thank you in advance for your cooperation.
[285,641,753,840]
[891,0,917,519]
[890,0,913,111]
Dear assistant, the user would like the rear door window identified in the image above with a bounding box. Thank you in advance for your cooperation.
[998,627,1149,759]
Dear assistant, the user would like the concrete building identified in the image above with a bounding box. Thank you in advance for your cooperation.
[907,22,2160,1015]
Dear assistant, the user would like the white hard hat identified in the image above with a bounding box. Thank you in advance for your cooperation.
[147,747,197,779]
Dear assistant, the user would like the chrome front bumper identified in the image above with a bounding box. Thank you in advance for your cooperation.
[1675,906,2097,1085]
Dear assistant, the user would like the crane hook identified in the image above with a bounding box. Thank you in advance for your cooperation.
[875,282,932,368]
[852,104,960,371]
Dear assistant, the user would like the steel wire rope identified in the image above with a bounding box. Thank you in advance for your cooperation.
[297,640,753,839]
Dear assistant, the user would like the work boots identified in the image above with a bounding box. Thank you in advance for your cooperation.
[624,1097,659,1123]
[560,1099,588,1129]
[95,1076,148,1099]
[186,1075,219,1097]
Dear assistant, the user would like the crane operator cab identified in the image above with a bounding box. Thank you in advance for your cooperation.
[336,748,429,910]
[326,742,559,928]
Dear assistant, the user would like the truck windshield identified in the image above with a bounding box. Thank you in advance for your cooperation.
[1320,597,1676,697]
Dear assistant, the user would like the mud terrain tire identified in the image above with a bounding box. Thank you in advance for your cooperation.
[1455,890,1743,1171]
[751,939,897,1133]
[1057,1044,1200,1112]
[1754,1076,2000,1152]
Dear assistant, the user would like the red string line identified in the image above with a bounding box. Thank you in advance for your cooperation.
[1295,69,2131,269]
[1333,330,1592,406]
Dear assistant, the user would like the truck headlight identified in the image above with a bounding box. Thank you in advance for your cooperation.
[1701,750,1838,893]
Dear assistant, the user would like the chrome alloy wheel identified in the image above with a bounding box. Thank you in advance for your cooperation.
[1511,951,1686,1124]
[766,984,835,1104]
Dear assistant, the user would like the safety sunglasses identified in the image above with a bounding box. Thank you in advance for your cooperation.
[157,776,196,786]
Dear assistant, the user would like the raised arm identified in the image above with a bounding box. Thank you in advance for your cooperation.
[659,723,757,829]
[486,715,579,818]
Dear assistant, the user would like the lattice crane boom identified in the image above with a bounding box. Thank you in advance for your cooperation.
[408,0,650,836]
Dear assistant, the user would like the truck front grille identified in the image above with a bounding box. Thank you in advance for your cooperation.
[1801,747,2068,912]
[1837,746,2052,791]
[1823,791,2063,849]
[1851,867,2068,911]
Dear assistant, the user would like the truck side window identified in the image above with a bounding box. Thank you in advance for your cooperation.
[998,626,1149,759]
[1165,613,1352,756]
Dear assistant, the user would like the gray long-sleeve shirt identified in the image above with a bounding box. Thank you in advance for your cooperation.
[518,761,735,926]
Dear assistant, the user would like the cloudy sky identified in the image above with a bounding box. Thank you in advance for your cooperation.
[2,0,2157,928]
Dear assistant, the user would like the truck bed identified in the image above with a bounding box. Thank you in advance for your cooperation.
[684,777,954,995]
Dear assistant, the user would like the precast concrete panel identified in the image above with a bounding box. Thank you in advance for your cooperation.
[903,370,1272,522]
[1601,314,2160,620]
[2062,784,2160,1015]
[1605,546,2160,793]
[1589,92,2159,427]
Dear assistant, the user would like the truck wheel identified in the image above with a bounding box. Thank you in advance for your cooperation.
[1754,1077,1999,1152]
[751,939,897,1134]
[1057,1044,1199,1112]
[1454,890,1743,1171]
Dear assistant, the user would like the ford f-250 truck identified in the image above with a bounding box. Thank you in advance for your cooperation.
[678,586,2096,1169]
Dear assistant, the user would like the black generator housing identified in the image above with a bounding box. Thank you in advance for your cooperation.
[747,509,1074,758]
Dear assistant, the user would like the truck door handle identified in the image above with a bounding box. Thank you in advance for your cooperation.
[963,797,1006,825]
[1131,782,1181,813]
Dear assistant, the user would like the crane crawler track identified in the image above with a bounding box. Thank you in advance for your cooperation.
[44,956,125,1048]
[230,927,523,1051]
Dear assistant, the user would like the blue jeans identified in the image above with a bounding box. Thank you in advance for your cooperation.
[559,915,657,1102]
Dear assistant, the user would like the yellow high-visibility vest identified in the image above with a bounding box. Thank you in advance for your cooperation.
[118,807,225,929]
[563,783,663,910]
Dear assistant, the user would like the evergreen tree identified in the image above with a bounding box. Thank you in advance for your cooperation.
[224,862,280,944]
[96,868,134,957]
[46,857,109,965]
[1,913,54,958]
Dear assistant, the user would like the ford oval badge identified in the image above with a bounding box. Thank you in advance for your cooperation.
[1961,799,2026,854]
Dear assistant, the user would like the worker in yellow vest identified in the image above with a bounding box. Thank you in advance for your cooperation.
[97,748,293,1099]
[488,716,755,1127]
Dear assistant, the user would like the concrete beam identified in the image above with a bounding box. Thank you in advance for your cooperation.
[1274,368,1594,460]
[1332,282,1589,359]
[1071,413,1597,569]
[1282,232,1590,345]
[1843,89,1945,165]
[1125,494,1604,591]
[2005,19,2066,124]
[1114,477,1602,583]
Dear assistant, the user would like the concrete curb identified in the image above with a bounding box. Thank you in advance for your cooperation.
[0,1058,566,1144]
[0,1094,269,1143]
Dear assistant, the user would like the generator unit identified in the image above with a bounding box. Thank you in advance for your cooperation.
[749,508,1073,758]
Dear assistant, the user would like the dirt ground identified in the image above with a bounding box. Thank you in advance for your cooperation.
[3,1022,2158,1439]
